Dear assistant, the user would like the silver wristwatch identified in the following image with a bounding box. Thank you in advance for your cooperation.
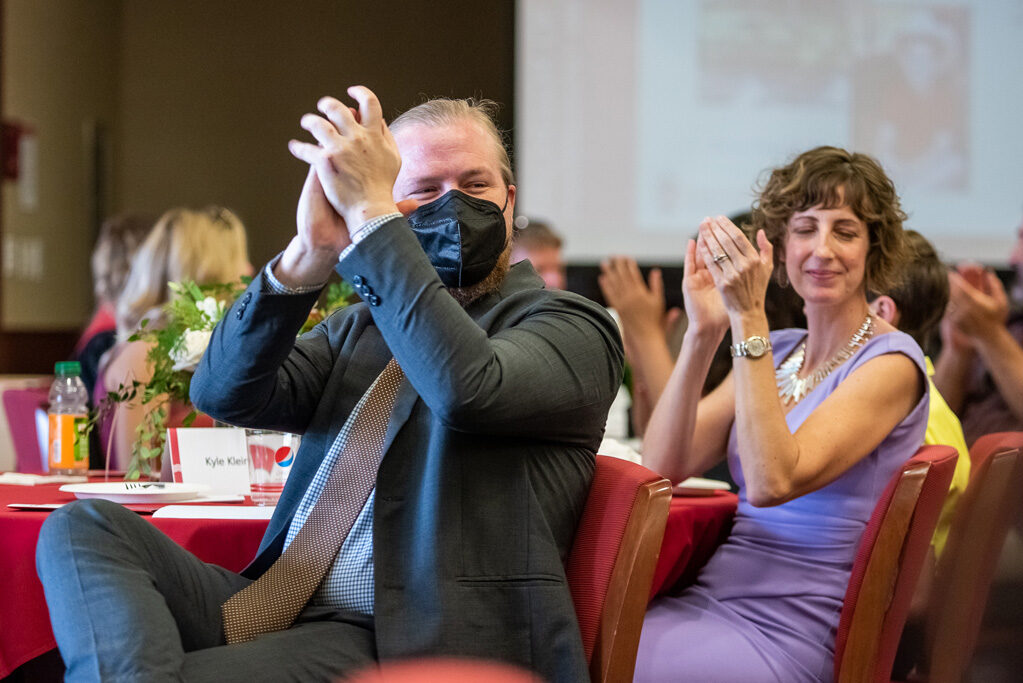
[730,335,772,359]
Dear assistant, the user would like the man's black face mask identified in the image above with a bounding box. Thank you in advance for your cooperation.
[407,189,509,288]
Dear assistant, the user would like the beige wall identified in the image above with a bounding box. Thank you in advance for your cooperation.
[2,0,121,330]
[1,0,514,337]
[114,0,515,270]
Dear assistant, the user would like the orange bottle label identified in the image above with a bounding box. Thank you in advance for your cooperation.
[48,414,89,471]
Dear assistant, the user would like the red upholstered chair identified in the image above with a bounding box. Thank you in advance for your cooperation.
[922,432,1023,683]
[1,384,51,473]
[565,455,672,682]
[833,445,958,683]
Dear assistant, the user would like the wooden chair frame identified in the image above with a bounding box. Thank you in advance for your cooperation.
[835,446,957,683]
[925,434,1023,683]
[588,475,671,682]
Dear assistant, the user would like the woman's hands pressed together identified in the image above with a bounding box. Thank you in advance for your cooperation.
[695,215,774,322]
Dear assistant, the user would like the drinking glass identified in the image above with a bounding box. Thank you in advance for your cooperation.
[245,430,300,506]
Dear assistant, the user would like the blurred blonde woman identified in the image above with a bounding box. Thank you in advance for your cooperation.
[97,207,252,472]
[75,214,154,404]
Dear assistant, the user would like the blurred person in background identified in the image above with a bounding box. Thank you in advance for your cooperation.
[74,213,154,398]
[510,217,566,289]
[933,214,1023,445]
[96,206,252,470]
[868,229,969,560]
[868,230,971,679]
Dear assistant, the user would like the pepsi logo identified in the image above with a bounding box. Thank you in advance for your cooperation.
[274,446,294,467]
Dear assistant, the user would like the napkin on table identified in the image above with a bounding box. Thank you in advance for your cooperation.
[0,473,89,486]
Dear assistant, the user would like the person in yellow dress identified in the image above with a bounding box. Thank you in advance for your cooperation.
[868,229,970,678]
[868,229,970,557]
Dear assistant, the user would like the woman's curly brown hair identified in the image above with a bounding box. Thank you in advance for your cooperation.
[750,146,908,294]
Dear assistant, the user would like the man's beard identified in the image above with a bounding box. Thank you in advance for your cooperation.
[447,245,512,308]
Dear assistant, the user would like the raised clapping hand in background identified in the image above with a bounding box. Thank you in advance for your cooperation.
[935,261,1023,421]
[598,257,683,436]
[598,258,680,344]
[945,263,1009,342]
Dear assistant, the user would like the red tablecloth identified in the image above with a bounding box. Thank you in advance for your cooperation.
[650,492,738,599]
[0,481,270,678]
[0,482,736,676]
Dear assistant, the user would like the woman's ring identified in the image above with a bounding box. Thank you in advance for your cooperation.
[713,253,729,264]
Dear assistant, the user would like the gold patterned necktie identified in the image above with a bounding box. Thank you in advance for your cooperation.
[221,358,404,644]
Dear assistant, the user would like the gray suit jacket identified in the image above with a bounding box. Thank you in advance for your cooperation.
[192,217,623,681]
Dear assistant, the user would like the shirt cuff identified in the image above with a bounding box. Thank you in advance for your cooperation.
[262,254,326,295]
[338,212,403,262]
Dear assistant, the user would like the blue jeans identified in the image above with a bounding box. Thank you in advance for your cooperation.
[36,499,375,682]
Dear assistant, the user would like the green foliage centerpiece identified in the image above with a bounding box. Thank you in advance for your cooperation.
[94,279,354,479]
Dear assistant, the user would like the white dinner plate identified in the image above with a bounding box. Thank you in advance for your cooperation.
[672,477,732,497]
[59,482,210,504]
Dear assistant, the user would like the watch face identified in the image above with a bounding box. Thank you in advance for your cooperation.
[746,337,768,358]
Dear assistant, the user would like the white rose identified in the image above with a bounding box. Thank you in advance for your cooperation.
[170,328,213,372]
[196,296,223,324]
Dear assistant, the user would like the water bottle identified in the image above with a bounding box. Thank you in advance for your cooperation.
[48,361,90,475]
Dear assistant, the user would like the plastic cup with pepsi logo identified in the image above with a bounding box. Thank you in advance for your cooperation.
[245,429,300,506]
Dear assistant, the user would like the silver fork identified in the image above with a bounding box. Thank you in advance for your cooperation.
[124,482,166,490]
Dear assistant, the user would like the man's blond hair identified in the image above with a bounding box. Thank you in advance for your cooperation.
[390,98,514,187]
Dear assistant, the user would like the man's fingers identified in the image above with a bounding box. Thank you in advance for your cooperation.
[297,165,320,201]
[301,113,343,148]
[317,96,359,135]
[289,141,339,194]
[348,85,383,128]
[288,139,322,165]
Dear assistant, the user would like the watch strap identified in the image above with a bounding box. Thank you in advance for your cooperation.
[730,335,772,358]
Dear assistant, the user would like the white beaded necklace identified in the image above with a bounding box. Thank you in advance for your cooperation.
[776,314,875,405]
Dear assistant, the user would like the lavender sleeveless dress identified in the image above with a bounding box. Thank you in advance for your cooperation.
[634,329,929,683]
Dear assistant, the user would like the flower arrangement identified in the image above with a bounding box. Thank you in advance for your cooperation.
[94,279,355,479]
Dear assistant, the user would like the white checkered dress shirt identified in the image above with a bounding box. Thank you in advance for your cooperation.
[283,382,379,615]
[259,211,402,615]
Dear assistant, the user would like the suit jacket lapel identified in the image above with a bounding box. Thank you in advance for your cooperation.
[382,375,417,456]
[324,325,393,441]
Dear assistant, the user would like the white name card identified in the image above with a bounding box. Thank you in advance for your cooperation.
[167,427,250,496]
